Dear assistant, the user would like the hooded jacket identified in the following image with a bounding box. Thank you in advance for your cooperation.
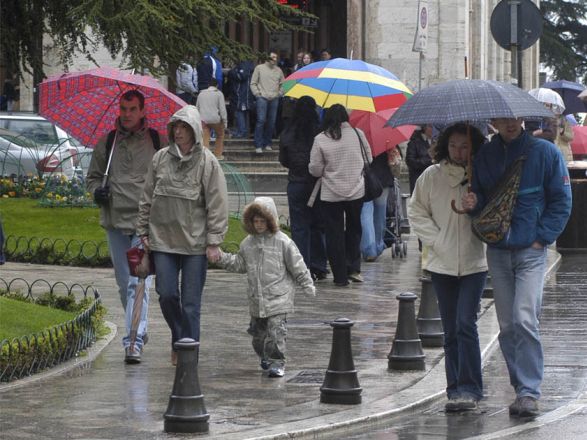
[175,62,198,95]
[471,130,572,249]
[87,119,164,234]
[219,197,315,318]
[136,105,228,254]
[408,160,487,276]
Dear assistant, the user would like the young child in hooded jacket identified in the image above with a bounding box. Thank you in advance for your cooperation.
[218,196,315,377]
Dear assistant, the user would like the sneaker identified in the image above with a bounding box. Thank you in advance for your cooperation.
[348,272,364,282]
[255,147,263,154]
[268,364,285,378]
[264,146,273,151]
[445,397,478,412]
[260,359,270,370]
[509,396,539,418]
[124,346,141,364]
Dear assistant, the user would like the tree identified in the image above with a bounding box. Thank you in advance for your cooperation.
[0,0,306,79]
[540,0,587,83]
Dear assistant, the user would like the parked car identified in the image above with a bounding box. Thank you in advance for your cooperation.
[0,113,92,179]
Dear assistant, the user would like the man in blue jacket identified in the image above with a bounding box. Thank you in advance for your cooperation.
[462,117,572,418]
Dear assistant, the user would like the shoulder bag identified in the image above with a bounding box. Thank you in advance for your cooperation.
[353,128,383,202]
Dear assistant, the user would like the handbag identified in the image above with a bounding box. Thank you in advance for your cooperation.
[126,246,155,278]
[471,155,527,244]
[353,128,383,202]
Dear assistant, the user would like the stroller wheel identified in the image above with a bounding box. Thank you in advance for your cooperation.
[391,245,396,258]
[402,242,408,258]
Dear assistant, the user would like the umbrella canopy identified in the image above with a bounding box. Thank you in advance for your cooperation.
[39,67,186,147]
[541,80,587,115]
[282,58,413,112]
[349,108,415,157]
[571,125,587,156]
[528,87,566,115]
[386,79,554,128]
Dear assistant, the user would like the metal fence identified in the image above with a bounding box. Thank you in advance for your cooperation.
[0,278,102,383]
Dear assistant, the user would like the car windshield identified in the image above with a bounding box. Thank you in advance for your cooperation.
[6,120,59,145]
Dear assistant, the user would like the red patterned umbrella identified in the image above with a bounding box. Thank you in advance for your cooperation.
[39,67,186,147]
[571,125,587,156]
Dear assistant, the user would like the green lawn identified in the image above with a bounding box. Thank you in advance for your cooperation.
[0,198,247,244]
[0,296,77,341]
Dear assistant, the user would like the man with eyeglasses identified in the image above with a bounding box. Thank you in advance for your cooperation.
[250,51,284,154]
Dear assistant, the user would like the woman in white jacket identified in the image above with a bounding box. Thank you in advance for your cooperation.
[408,123,488,413]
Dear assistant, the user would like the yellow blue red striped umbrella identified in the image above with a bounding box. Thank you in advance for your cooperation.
[282,58,412,112]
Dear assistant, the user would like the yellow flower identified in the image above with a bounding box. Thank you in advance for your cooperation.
[35,187,42,193]
[8,191,16,197]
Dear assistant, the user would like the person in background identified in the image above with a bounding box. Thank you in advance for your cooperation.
[86,90,166,364]
[320,48,333,61]
[295,53,312,71]
[309,104,370,287]
[196,78,228,160]
[136,105,228,366]
[279,96,328,281]
[292,50,305,71]
[463,117,572,418]
[250,51,284,154]
[409,123,488,412]
[175,60,198,105]
[228,60,255,139]
[197,48,223,92]
[218,196,315,378]
[406,124,434,194]
[2,78,16,112]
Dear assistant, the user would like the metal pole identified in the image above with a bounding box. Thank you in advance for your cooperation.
[418,52,423,91]
[509,0,520,87]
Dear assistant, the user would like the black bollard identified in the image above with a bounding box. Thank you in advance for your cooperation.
[164,338,209,433]
[320,318,362,404]
[417,277,444,347]
[388,292,426,370]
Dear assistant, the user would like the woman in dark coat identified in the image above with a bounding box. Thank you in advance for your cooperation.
[406,124,434,194]
[279,96,328,280]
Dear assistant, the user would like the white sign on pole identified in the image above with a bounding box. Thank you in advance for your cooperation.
[412,0,429,53]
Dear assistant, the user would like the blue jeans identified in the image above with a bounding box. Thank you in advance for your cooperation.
[287,181,327,274]
[106,229,151,350]
[152,252,207,347]
[254,97,279,148]
[360,187,389,259]
[234,109,248,137]
[487,245,547,399]
[431,271,487,400]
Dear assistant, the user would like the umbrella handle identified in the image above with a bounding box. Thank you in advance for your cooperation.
[451,199,467,214]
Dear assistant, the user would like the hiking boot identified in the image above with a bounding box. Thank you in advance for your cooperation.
[124,347,141,364]
[348,272,364,282]
[268,364,285,378]
[260,359,270,370]
[445,397,478,412]
[509,396,539,418]
[255,147,263,154]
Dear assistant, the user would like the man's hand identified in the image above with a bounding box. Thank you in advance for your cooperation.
[93,186,110,206]
[206,245,221,263]
[461,192,478,212]
[531,241,544,250]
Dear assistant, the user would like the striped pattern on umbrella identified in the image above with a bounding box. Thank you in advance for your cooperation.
[39,67,186,147]
[282,59,412,112]
[386,79,554,127]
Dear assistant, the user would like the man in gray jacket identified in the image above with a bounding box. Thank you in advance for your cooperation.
[196,78,227,159]
[250,51,284,154]
[86,90,165,364]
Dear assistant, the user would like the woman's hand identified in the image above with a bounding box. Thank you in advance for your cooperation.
[206,245,221,263]
[140,236,150,251]
[461,192,478,212]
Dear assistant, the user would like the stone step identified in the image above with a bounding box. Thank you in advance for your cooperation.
[223,160,287,173]
[220,149,280,161]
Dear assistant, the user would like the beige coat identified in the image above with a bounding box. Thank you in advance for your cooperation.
[136,105,228,255]
[408,160,487,276]
[196,86,227,125]
[309,122,371,202]
[219,197,315,318]
[86,120,164,234]
[250,62,284,100]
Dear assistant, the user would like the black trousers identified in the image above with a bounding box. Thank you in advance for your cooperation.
[321,199,363,284]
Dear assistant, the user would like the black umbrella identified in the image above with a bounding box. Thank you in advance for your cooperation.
[386,79,553,128]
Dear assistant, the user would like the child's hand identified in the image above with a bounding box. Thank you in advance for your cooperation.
[305,285,316,297]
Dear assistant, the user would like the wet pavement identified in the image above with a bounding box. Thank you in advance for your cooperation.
[0,239,584,439]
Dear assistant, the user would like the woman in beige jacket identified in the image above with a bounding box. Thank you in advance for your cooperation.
[137,105,228,363]
[408,123,488,412]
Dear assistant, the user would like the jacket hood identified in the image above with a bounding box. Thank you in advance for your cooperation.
[167,105,203,147]
[242,197,279,235]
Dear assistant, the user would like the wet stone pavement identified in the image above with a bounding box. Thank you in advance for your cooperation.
[0,239,583,439]
[345,251,587,440]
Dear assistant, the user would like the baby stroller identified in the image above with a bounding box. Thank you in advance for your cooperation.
[384,177,409,258]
